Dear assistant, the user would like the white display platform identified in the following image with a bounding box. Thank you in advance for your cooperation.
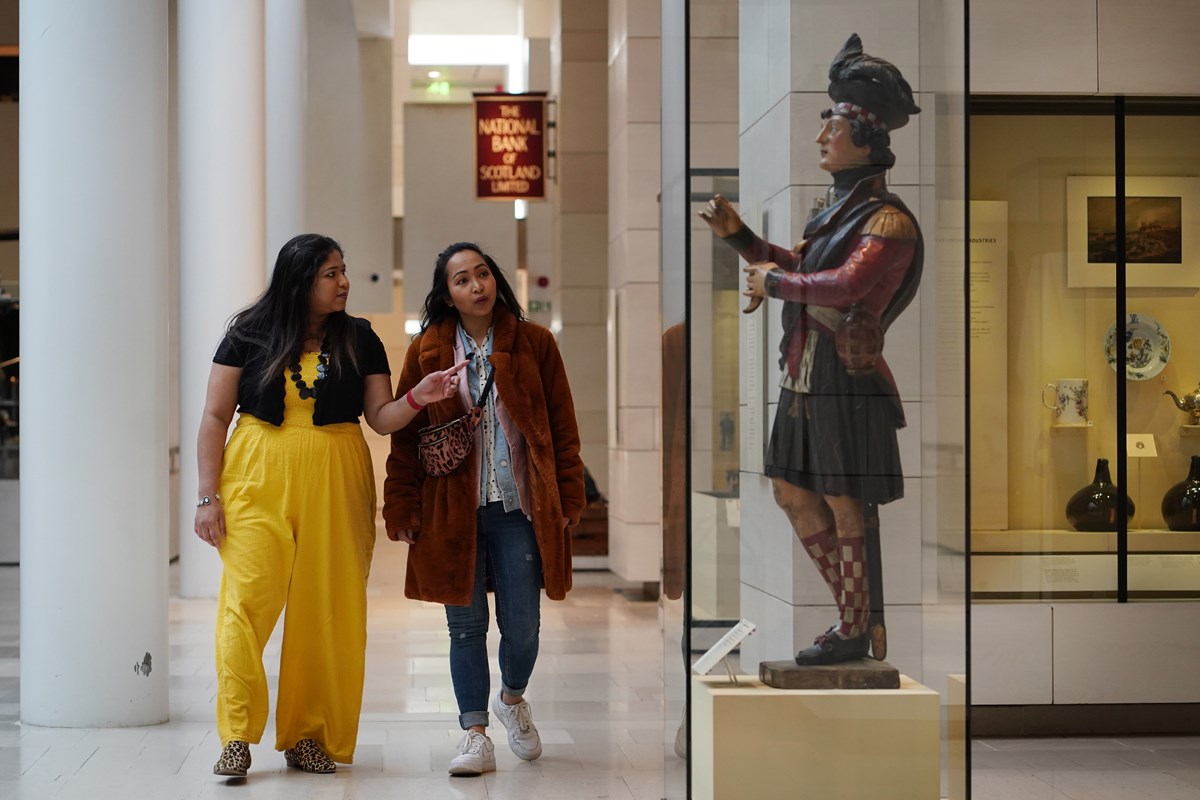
[692,674,940,800]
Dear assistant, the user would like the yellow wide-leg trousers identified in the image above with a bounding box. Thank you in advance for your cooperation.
[215,414,376,764]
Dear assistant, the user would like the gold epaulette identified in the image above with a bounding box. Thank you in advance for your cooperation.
[861,206,917,240]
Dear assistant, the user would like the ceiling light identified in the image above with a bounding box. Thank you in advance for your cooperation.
[408,35,520,66]
[428,70,441,79]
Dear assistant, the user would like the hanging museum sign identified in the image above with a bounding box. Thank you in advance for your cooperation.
[474,92,548,201]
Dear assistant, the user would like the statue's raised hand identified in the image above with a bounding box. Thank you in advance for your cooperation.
[698,194,742,239]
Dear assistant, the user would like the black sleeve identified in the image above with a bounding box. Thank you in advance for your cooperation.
[358,322,391,376]
[213,332,247,367]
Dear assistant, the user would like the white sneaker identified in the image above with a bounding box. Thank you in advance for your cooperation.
[490,691,543,760]
[448,730,496,776]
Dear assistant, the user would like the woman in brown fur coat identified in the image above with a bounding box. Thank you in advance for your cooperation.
[383,242,585,776]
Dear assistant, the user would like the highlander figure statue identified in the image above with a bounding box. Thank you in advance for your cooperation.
[701,33,922,666]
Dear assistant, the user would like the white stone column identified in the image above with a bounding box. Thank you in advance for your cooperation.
[554,0,610,502]
[178,0,266,598]
[265,0,305,271]
[19,0,169,725]
[267,0,391,313]
[607,0,662,584]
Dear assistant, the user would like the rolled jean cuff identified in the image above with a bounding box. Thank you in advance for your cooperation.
[459,710,489,730]
[501,681,526,698]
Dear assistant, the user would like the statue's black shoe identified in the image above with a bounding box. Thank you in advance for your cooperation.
[794,629,870,665]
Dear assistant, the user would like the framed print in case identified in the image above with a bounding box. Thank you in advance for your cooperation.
[1066,176,1199,288]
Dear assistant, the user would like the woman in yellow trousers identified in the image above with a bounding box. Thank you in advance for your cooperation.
[193,233,467,778]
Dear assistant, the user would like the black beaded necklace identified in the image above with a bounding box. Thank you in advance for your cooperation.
[288,351,329,400]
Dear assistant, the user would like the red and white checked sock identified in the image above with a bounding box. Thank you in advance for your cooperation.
[798,525,841,603]
[836,535,869,638]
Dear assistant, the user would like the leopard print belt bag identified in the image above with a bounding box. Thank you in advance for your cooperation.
[417,367,495,477]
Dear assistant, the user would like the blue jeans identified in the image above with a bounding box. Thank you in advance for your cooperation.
[445,502,543,730]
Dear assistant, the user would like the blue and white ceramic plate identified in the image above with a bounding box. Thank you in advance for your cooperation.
[1104,312,1171,381]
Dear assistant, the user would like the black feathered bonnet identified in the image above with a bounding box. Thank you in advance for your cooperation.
[827,33,920,132]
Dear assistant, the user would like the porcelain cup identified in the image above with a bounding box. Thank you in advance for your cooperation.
[1042,379,1088,424]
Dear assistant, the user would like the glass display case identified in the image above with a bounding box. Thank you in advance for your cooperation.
[968,99,1200,731]
[661,2,967,796]
[969,100,1200,602]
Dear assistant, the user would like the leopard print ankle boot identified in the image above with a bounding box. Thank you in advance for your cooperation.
[213,740,251,776]
[283,738,336,773]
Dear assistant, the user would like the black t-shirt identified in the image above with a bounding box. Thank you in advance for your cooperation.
[213,315,390,426]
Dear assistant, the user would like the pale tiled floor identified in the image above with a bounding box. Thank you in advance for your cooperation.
[972,737,1200,799]
[3,548,1200,799]
[0,542,684,799]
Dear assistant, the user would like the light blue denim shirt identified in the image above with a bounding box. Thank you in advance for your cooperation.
[459,324,521,513]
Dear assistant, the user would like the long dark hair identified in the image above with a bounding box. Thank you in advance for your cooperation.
[419,242,526,332]
[227,233,359,390]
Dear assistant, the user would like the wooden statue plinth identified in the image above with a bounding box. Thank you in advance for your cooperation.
[759,657,900,690]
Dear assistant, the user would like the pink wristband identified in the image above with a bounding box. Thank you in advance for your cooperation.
[405,390,425,411]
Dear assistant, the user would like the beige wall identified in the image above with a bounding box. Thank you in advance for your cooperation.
[401,103,518,317]
[971,0,1200,95]
[972,114,1200,531]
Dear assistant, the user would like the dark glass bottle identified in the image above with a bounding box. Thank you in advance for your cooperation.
[1161,455,1200,531]
[1065,458,1135,531]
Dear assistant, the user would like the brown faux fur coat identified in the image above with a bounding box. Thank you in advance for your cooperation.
[383,306,585,604]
